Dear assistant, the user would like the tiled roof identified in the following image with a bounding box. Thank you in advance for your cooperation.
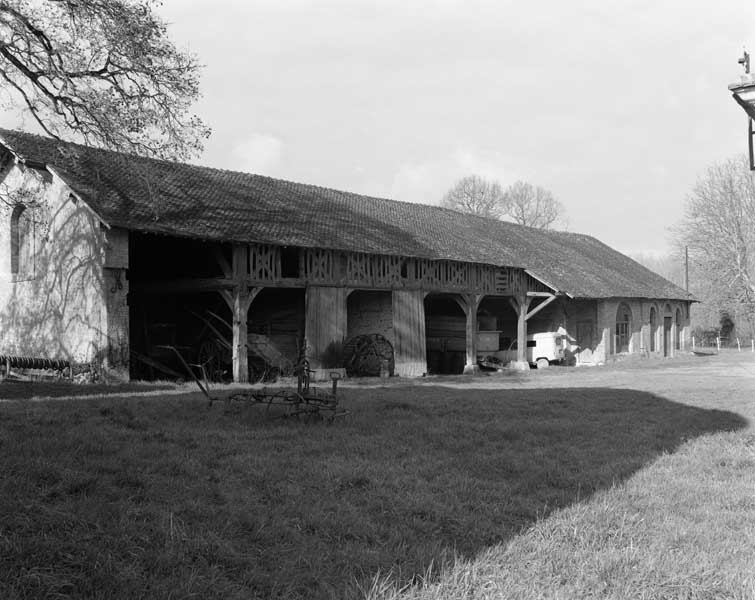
[0,128,692,300]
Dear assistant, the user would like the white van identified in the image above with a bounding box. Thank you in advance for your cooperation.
[495,332,566,369]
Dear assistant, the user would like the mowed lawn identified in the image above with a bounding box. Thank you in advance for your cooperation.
[0,354,753,599]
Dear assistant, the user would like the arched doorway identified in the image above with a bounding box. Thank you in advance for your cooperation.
[649,305,658,352]
[663,304,673,357]
[615,302,632,353]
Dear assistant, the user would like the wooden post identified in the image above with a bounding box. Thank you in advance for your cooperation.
[517,295,528,364]
[232,244,251,383]
[463,294,482,374]
[506,294,531,370]
[392,290,427,377]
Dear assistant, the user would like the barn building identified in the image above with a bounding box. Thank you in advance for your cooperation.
[0,129,693,381]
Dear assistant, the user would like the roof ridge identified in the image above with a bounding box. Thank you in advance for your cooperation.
[0,127,574,234]
[0,127,693,301]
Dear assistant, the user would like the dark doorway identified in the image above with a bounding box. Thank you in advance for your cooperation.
[649,306,657,352]
[424,294,465,374]
[663,316,672,357]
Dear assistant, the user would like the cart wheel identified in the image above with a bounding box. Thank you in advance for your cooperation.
[198,338,224,382]
[536,358,550,369]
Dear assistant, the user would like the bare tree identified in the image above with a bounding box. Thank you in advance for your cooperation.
[675,155,755,337]
[440,175,505,218]
[502,181,563,229]
[0,0,210,160]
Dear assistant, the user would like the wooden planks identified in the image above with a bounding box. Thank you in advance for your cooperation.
[305,286,347,369]
[392,290,427,377]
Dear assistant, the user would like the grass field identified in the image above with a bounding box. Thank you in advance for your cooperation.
[0,352,753,599]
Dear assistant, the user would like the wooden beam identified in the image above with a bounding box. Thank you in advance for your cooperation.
[246,277,306,288]
[526,291,555,297]
[219,290,233,311]
[526,294,557,321]
[132,277,234,295]
[508,297,520,315]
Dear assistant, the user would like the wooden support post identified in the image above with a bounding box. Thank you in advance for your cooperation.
[231,244,252,383]
[514,294,531,370]
[463,294,482,374]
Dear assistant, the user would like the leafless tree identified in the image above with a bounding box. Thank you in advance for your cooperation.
[675,155,755,336]
[0,0,210,160]
[502,181,563,229]
[441,175,505,219]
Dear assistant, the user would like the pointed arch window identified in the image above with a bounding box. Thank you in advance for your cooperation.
[615,302,632,353]
[10,204,34,279]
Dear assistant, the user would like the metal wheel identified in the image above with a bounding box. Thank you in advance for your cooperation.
[343,334,394,377]
[536,357,550,369]
[198,338,225,381]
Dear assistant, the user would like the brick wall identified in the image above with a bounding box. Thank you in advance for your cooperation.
[347,290,394,345]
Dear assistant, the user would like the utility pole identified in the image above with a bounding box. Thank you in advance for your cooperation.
[684,245,689,292]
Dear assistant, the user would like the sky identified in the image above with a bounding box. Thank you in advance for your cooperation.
[5,0,755,256]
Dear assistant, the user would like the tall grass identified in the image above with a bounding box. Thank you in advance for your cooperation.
[0,356,751,599]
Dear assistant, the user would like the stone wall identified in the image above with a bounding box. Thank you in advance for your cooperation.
[0,165,129,378]
[0,165,105,365]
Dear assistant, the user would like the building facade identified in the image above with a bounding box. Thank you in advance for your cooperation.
[0,129,694,381]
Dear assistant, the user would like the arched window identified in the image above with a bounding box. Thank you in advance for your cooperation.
[10,204,33,278]
[649,305,657,352]
[615,302,632,353]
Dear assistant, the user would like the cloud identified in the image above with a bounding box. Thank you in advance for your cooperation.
[232,133,284,175]
[390,148,522,205]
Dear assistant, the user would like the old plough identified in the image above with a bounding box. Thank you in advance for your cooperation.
[161,344,348,423]
[227,359,348,423]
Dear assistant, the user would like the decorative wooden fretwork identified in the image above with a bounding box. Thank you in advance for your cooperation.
[245,243,540,296]
[303,248,334,282]
[346,253,373,284]
[249,244,279,281]
[495,267,518,294]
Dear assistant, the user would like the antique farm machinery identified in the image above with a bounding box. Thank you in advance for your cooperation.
[192,310,294,383]
[160,343,348,423]
[342,333,394,377]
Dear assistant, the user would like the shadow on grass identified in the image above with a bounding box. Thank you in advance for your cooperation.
[0,386,746,599]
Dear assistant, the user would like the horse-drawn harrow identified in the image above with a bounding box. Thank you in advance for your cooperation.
[226,360,348,423]
[161,344,348,423]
